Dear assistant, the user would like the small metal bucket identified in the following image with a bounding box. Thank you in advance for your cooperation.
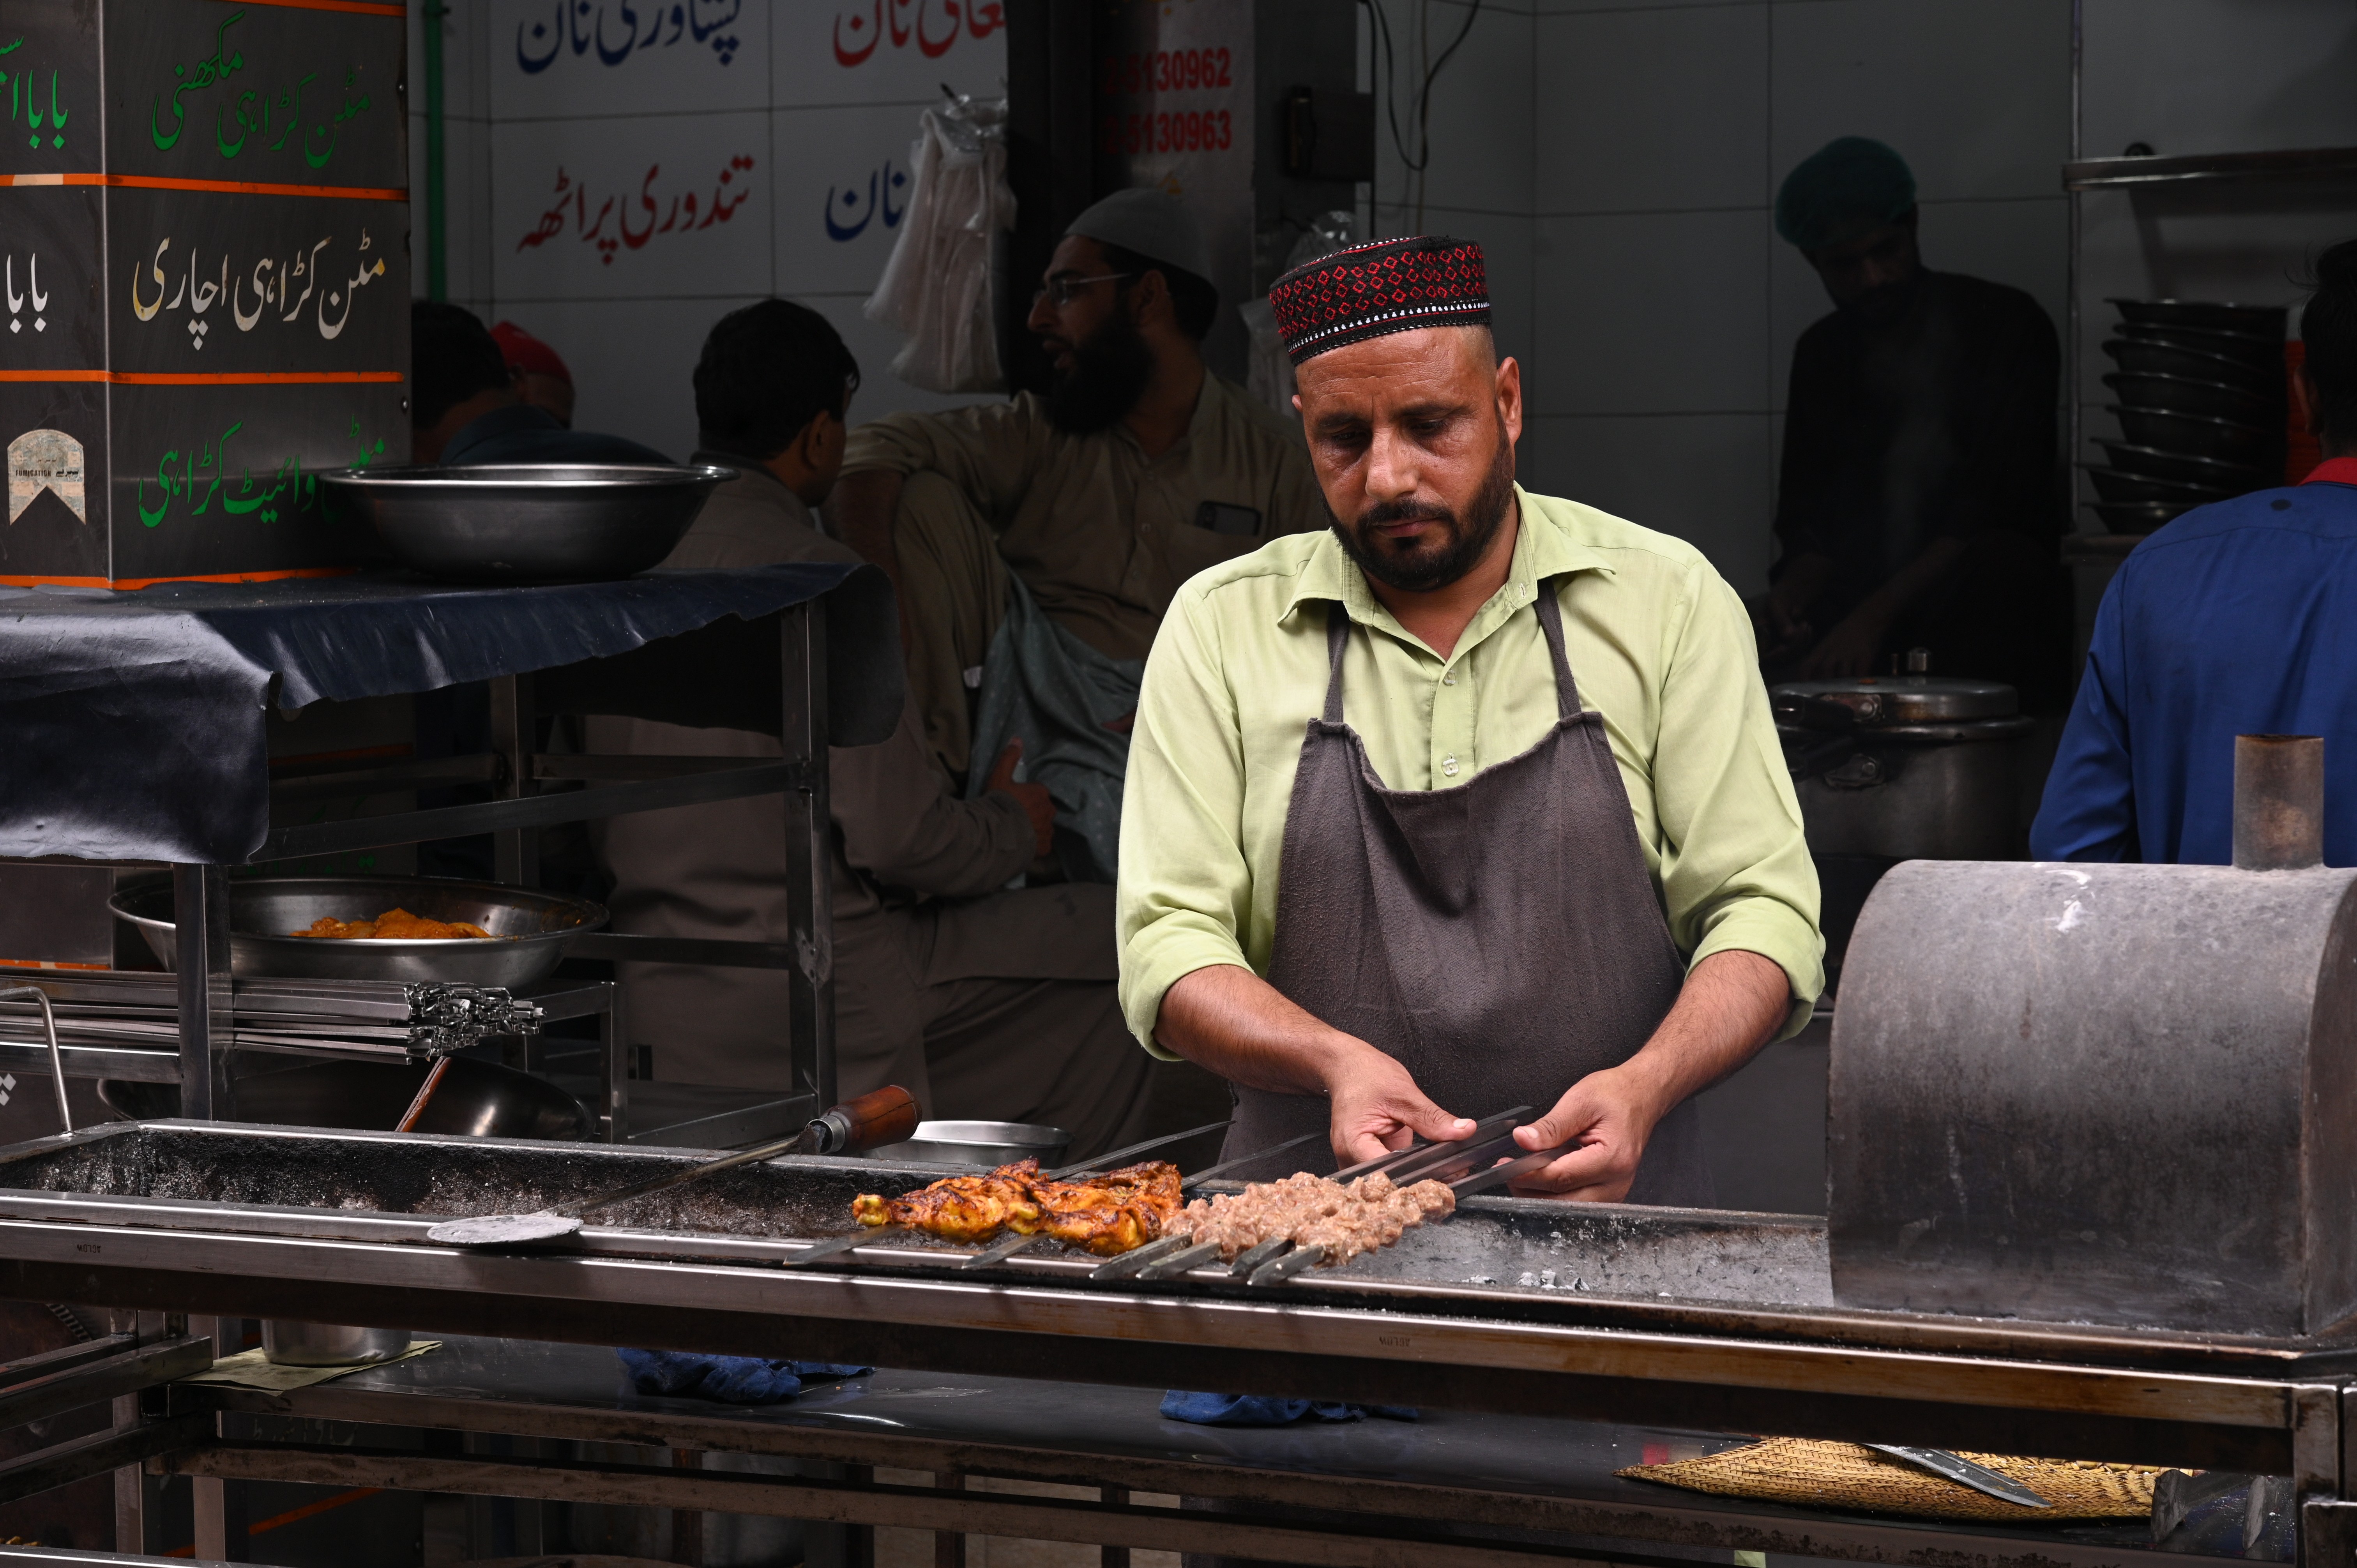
[260,1321,412,1367]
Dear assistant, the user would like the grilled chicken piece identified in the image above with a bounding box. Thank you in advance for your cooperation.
[293,908,494,940]
[848,1159,1182,1254]
[1028,1161,1185,1256]
[853,1160,1044,1242]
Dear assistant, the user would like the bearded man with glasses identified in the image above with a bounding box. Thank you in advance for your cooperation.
[828,190,1326,879]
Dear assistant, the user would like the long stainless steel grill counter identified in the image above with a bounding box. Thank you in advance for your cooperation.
[0,1117,2353,1568]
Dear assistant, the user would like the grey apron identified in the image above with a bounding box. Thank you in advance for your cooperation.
[1220,584,1713,1206]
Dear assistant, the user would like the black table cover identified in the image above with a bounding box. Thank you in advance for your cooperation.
[0,565,898,865]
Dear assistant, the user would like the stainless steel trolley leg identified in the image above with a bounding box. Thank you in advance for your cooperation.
[491,673,539,887]
[601,980,629,1143]
[172,865,231,1121]
[780,600,837,1111]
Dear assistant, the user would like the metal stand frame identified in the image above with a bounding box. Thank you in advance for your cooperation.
[34,598,838,1145]
[0,1333,2346,1568]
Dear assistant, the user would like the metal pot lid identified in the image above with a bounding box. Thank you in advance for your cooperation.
[1770,675,2019,726]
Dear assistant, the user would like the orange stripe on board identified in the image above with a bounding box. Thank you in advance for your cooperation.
[0,958,109,971]
[0,172,406,200]
[0,567,355,590]
[0,370,401,385]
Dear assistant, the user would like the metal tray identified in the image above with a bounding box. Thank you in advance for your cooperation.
[111,876,606,986]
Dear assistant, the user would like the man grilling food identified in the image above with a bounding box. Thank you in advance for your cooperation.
[1113,237,1825,1205]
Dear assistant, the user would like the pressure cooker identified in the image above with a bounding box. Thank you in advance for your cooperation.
[1772,673,2035,860]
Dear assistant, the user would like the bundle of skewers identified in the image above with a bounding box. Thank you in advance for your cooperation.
[0,973,542,1061]
[815,1106,1568,1287]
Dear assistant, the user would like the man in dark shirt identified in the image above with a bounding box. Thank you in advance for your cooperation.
[1758,138,2067,706]
[410,301,667,466]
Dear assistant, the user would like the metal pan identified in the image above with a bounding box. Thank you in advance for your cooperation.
[2102,336,2282,393]
[2116,321,2286,369]
[2108,298,2288,338]
[110,876,605,987]
[2080,465,2241,505]
[2094,440,2270,491]
[2103,372,2282,425]
[2106,406,2281,466]
[2083,500,2198,534]
[861,1120,1072,1169]
[318,464,736,583]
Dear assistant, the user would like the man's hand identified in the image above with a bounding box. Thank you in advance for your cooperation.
[1507,950,1792,1202]
[984,740,1055,859]
[1321,1038,1477,1167]
[1154,966,1474,1166]
[1504,1064,1669,1200]
[1799,606,1891,678]
[1758,553,1834,663]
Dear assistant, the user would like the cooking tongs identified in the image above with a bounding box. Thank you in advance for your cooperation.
[1093,1106,1562,1285]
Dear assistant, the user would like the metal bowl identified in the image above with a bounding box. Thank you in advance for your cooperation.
[863,1119,1072,1169]
[2081,465,2240,505]
[110,876,606,985]
[2102,336,2282,392]
[98,1056,592,1140]
[319,464,736,583]
[2084,499,2198,533]
[2106,405,2281,465]
[2109,298,2288,338]
[2094,440,2270,491]
[261,1321,413,1367]
[2117,321,2286,369]
[2103,371,2282,424]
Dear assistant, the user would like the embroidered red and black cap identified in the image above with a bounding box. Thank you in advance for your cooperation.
[1268,236,1490,364]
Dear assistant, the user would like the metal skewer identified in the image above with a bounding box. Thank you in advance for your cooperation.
[393,1057,453,1134]
[966,1125,1322,1272]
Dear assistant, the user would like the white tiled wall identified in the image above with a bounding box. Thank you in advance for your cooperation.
[410,1,2354,566]
[411,0,1007,459]
[1517,0,2071,595]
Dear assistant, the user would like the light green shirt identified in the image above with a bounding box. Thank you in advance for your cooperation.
[1115,485,1824,1057]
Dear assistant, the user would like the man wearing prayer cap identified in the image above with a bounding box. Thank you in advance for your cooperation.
[1115,237,1823,1201]
[1759,137,2067,705]
[829,188,1326,842]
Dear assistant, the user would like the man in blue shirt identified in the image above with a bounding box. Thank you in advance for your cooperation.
[2031,242,2357,863]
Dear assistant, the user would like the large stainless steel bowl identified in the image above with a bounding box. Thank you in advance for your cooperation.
[319,463,736,582]
[864,1120,1071,1169]
[2107,404,2279,465]
[110,876,605,985]
[99,1056,592,1140]
[2103,371,2282,424]
[2109,297,2288,339]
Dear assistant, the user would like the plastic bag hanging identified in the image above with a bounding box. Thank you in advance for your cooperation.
[1244,211,1360,417]
[866,93,1016,394]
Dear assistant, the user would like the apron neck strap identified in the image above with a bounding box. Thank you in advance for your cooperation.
[1323,586,1583,722]
[1322,600,1350,722]
[1532,583,1583,720]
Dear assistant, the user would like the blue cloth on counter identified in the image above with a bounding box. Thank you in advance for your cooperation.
[617,1349,871,1406]
[1159,1390,1419,1427]
[2031,478,2357,865]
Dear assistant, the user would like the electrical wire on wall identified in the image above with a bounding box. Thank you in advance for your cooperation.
[1358,0,1482,235]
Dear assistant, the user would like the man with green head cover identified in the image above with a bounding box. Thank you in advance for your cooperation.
[1758,138,2067,707]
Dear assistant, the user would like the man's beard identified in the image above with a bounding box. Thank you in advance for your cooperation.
[1044,304,1155,434]
[1329,427,1518,593]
